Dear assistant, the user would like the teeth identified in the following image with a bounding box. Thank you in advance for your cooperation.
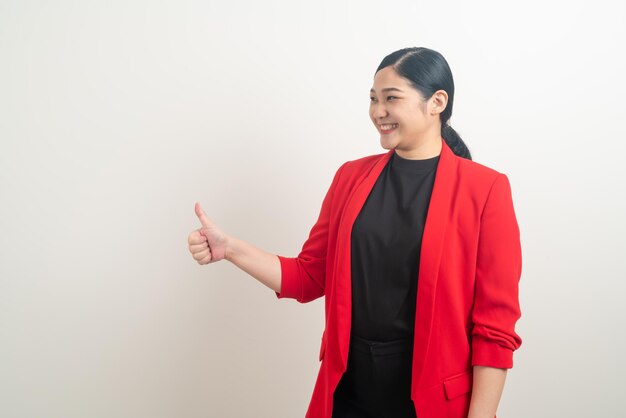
[380,124,398,130]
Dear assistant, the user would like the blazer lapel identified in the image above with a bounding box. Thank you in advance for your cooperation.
[412,138,458,390]
[332,147,394,370]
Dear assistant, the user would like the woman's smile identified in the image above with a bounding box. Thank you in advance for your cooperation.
[379,123,399,134]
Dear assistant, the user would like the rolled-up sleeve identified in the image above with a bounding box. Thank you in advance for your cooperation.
[275,162,347,303]
[471,173,523,368]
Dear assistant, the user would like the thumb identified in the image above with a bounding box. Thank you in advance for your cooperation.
[194,202,213,228]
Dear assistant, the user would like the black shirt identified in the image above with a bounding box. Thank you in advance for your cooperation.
[350,150,440,341]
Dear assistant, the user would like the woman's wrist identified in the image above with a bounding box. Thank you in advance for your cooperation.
[224,235,236,262]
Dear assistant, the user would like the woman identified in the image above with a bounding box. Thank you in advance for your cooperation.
[187,47,523,418]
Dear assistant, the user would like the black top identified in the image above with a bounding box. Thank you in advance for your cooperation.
[350,150,440,341]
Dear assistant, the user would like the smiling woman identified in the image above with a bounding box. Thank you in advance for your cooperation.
[189,47,522,418]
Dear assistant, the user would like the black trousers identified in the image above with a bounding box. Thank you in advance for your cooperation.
[331,334,417,418]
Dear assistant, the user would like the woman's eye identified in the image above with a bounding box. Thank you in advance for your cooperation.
[370,97,377,102]
[387,96,397,101]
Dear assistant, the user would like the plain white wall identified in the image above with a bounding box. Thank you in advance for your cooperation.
[1,0,625,417]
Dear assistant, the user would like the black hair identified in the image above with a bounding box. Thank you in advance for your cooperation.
[376,47,472,160]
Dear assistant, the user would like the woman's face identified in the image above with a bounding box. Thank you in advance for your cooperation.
[369,66,442,155]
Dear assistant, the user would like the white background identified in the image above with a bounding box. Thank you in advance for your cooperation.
[1,1,625,417]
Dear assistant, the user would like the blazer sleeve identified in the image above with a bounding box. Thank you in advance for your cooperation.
[471,173,523,369]
[274,162,347,303]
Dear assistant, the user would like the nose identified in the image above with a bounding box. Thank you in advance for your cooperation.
[371,102,388,120]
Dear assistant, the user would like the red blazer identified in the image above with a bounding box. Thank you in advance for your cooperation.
[276,138,522,418]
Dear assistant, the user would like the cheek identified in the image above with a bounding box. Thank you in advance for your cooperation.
[402,114,420,129]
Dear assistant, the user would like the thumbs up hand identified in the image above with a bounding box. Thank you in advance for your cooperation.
[188,202,228,264]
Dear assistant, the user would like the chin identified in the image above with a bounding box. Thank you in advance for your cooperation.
[379,136,399,150]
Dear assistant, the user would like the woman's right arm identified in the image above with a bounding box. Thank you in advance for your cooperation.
[189,161,347,302]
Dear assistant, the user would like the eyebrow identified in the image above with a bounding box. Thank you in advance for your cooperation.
[370,87,404,94]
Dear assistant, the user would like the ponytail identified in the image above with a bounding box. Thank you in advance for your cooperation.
[442,124,472,160]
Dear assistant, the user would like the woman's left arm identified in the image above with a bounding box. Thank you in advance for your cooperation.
[467,365,507,418]
[469,173,523,417]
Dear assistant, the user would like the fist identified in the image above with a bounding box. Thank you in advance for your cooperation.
[188,202,228,264]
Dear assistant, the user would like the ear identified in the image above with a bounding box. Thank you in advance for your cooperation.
[430,90,449,115]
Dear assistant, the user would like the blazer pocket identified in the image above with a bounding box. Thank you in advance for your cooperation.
[443,370,473,401]
[318,330,327,362]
